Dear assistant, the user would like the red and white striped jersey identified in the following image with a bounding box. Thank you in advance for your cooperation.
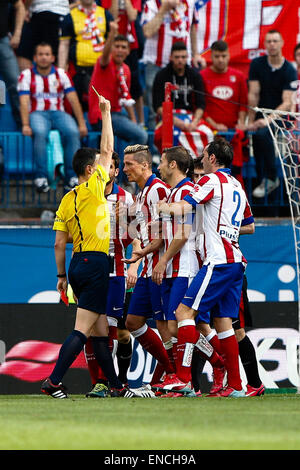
[106,183,134,277]
[141,0,197,67]
[17,66,75,112]
[184,169,253,266]
[134,174,170,277]
[163,178,200,278]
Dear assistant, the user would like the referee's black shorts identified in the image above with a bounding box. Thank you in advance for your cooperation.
[68,251,109,315]
[232,275,253,330]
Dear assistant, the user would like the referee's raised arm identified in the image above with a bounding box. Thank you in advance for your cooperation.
[98,95,114,174]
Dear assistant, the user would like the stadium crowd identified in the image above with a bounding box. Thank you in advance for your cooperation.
[0,0,299,398]
[0,0,298,198]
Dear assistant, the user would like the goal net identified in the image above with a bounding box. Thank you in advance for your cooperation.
[256,107,300,392]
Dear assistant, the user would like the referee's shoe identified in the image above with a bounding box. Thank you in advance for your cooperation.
[41,378,68,399]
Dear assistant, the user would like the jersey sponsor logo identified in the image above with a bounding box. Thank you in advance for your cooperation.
[212,86,233,100]
[219,226,239,242]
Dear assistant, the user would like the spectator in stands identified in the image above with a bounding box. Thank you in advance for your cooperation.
[152,41,212,157]
[248,30,297,198]
[57,0,113,111]
[200,40,248,132]
[18,42,88,193]
[16,0,70,71]
[88,31,148,149]
[200,40,248,185]
[292,44,300,116]
[141,0,201,131]
[293,42,300,79]
[104,0,145,127]
[0,0,25,129]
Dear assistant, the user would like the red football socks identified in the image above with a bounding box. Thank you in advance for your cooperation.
[218,329,242,390]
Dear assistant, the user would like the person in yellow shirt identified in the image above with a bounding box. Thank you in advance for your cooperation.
[58,0,114,110]
[41,95,137,398]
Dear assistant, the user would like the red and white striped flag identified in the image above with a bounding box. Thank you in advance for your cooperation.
[173,110,214,158]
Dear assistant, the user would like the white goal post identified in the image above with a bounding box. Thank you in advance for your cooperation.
[254,107,300,393]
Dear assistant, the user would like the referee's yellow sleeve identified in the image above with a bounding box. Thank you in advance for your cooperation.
[53,207,68,232]
[86,165,109,202]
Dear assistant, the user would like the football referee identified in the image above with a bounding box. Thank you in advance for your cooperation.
[41,96,136,398]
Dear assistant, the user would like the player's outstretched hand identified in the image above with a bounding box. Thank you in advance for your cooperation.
[122,250,144,264]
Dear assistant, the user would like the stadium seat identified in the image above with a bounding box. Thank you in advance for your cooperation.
[0,92,18,132]
[0,132,34,176]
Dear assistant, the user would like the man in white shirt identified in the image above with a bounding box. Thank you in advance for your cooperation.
[18,42,87,193]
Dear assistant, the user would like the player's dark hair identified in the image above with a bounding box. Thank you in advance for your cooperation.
[163,146,192,175]
[112,151,120,169]
[211,40,228,52]
[193,158,204,170]
[206,136,233,167]
[72,147,99,177]
[171,41,187,54]
[186,154,195,180]
[124,144,152,167]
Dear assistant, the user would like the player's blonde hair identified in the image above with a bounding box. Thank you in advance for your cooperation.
[124,144,152,167]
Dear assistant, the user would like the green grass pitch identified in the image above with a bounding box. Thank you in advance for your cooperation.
[1,393,300,450]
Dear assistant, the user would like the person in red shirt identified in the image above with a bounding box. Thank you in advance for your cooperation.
[88,25,148,150]
[105,0,145,126]
[200,40,248,186]
[200,40,248,132]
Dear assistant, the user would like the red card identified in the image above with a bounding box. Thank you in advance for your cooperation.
[61,290,69,306]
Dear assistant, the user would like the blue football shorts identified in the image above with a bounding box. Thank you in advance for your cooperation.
[127,276,165,320]
[106,276,126,319]
[182,262,245,320]
[161,276,210,323]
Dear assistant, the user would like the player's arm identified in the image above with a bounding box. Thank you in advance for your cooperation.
[122,237,164,264]
[54,230,69,295]
[240,198,255,234]
[158,198,193,216]
[152,222,191,285]
[239,222,255,235]
[126,238,142,289]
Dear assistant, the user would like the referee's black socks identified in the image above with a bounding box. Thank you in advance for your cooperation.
[50,329,87,385]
